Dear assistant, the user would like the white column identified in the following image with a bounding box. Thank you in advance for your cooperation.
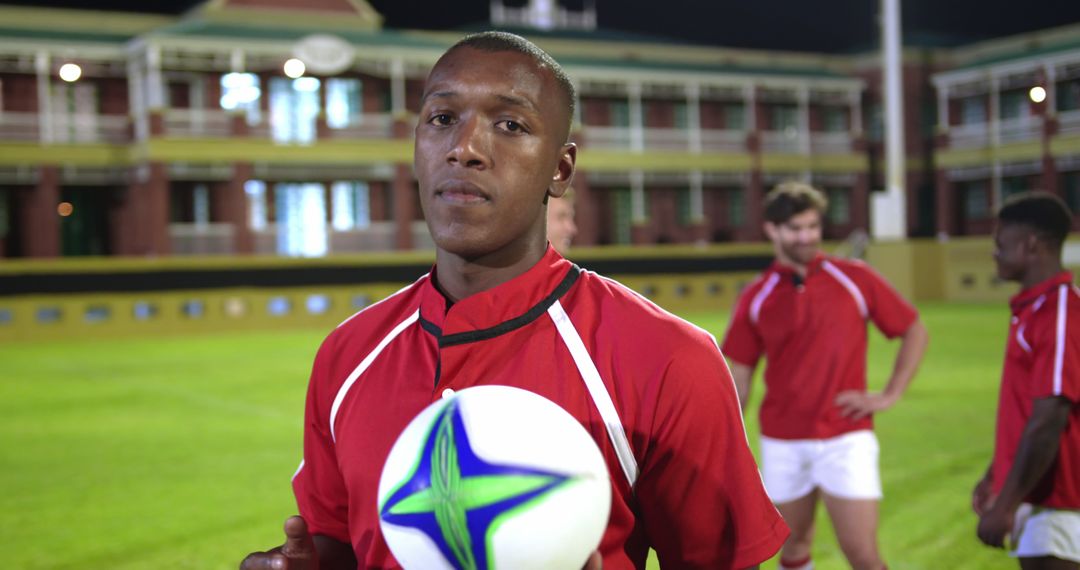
[628,82,644,152]
[34,51,53,144]
[686,83,701,153]
[390,58,406,117]
[850,89,863,136]
[989,74,1001,147]
[146,43,165,110]
[744,84,756,132]
[1046,64,1057,117]
[689,170,704,223]
[630,169,646,224]
[230,49,245,73]
[127,54,148,142]
[991,161,1003,211]
[872,0,908,240]
[797,86,810,155]
[937,83,949,131]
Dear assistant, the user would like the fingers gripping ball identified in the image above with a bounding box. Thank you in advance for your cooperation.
[377,386,612,570]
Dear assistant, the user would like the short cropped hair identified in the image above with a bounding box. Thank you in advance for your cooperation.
[997,191,1073,248]
[764,181,828,224]
[448,31,576,136]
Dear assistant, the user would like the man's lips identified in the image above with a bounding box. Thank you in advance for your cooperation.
[435,181,490,204]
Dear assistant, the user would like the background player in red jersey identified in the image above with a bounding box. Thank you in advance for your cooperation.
[974,191,1080,569]
[241,32,787,570]
[722,182,929,570]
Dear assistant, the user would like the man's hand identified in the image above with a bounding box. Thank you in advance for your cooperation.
[834,390,898,420]
[971,472,995,516]
[241,516,318,570]
[976,505,1014,549]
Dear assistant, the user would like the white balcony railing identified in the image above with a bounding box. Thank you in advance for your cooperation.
[326,113,394,140]
[0,112,129,144]
[761,130,806,153]
[1058,110,1080,136]
[700,129,747,152]
[580,126,633,150]
[949,122,991,149]
[169,223,235,255]
[810,132,852,154]
[164,109,232,138]
[998,115,1041,143]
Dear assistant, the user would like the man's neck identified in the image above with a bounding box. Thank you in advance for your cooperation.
[434,238,547,303]
[1020,258,1065,290]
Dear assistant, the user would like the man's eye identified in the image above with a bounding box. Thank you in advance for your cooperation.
[500,120,526,133]
[430,114,453,125]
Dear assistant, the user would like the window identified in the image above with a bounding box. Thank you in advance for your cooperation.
[676,188,692,225]
[331,182,371,231]
[1064,172,1080,213]
[220,73,262,125]
[724,103,745,130]
[769,104,797,131]
[867,103,883,142]
[193,183,210,226]
[0,188,8,240]
[822,106,848,132]
[673,102,688,130]
[728,188,745,227]
[961,181,990,220]
[270,77,321,144]
[610,101,630,127]
[960,96,987,125]
[1001,175,1029,200]
[999,89,1030,120]
[326,78,362,129]
[245,180,268,231]
[1058,78,1080,113]
[275,183,328,257]
[611,188,632,245]
[826,187,851,224]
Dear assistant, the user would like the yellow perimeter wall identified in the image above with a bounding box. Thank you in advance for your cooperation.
[3,238,1078,343]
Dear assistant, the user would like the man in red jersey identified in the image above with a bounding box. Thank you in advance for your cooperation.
[722,182,928,570]
[241,32,787,570]
[974,191,1080,569]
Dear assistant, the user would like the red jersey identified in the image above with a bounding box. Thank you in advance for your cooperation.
[293,246,788,569]
[993,271,1080,509]
[722,254,918,440]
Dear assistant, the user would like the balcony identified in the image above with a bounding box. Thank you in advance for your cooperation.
[0,112,129,144]
[1059,110,1080,136]
[998,116,1041,143]
[761,130,806,153]
[163,109,233,138]
[810,132,853,154]
[948,122,990,149]
[325,114,394,140]
[580,126,747,152]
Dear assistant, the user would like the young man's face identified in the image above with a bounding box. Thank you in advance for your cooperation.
[414,47,576,260]
[546,196,577,254]
[764,208,822,266]
[992,222,1035,281]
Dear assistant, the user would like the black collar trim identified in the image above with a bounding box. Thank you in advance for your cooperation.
[436,264,581,348]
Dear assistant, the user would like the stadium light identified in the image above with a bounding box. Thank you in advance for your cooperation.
[58,63,81,82]
[1029,86,1047,103]
[283,58,306,79]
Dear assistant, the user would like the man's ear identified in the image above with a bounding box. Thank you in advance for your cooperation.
[548,143,577,199]
[764,221,778,241]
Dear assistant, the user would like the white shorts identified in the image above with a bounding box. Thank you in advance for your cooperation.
[760,430,882,504]
[1011,504,1080,563]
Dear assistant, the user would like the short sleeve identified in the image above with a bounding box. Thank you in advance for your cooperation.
[1030,286,1080,404]
[721,286,765,367]
[292,335,352,543]
[636,336,788,569]
[857,264,918,339]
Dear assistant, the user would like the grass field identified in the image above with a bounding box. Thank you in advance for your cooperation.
[0,302,1018,569]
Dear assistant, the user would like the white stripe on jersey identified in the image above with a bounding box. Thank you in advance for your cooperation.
[329,308,420,442]
[547,299,639,488]
[822,260,868,319]
[750,273,781,325]
[1054,285,1068,395]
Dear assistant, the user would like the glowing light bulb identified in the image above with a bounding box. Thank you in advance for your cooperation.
[1029,86,1047,104]
[283,58,306,79]
[58,63,82,82]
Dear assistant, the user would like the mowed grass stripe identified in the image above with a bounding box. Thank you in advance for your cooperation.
[2,303,1016,569]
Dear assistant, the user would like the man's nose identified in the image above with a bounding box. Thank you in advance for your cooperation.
[446,116,490,169]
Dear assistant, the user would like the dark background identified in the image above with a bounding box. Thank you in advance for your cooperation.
[2,0,1079,53]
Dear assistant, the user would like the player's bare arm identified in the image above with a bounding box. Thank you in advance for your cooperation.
[240,516,356,570]
[836,318,929,420]
[729,361,756,412]
[977,396,1072,548]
